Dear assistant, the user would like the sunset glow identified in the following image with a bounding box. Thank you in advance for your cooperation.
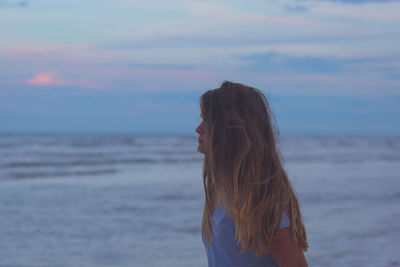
[27,73,53,85]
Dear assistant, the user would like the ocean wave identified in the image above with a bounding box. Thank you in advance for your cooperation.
[9,168,118,179]
[2,157,203,168]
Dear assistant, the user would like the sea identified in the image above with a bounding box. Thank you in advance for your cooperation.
[0,133,399,267]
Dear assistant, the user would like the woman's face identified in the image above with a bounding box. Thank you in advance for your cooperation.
[195,114,207,154]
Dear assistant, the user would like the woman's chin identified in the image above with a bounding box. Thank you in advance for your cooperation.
[197,144,205,154]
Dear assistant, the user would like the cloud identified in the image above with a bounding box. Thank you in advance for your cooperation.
[228,52,400,98]
[287,0,400,21]
[127,62,197,71]
[236,52,344,74]
[95,1,314,51]
[26,73,105,90]
[286,0,396,5]
[0,0,27,8]
[27,73,53,85]
[317,0,395,3]
[283,4,308,12]
[99,31,379,52]
[235,52,399,75]
[387,73,400,80]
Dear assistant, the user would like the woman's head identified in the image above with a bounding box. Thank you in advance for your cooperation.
[196,80,277,156]
[198,81,308,255]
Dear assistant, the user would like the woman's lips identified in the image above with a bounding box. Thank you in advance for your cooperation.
[198,138,203,143]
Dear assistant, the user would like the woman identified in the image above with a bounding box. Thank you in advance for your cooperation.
[195,81,308,267]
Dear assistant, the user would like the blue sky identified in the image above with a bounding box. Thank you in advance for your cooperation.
[0,0,399,135]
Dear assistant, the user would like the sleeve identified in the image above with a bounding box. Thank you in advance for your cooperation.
[275,203,290,229]
[279,211,290,229]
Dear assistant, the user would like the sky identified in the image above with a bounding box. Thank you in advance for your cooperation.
[0,0,399,135]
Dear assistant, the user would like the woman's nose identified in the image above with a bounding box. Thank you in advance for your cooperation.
[196,122,203,134]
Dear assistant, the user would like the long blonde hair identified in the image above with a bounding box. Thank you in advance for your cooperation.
[200,81,308,256]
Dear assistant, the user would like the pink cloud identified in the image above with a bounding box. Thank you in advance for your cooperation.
[27,74,53,85]
[26,73,106,90]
